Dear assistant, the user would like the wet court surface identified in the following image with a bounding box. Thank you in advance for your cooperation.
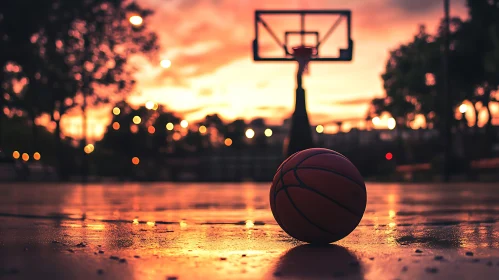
[1,182,499,279]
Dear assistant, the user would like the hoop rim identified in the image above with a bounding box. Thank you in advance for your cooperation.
[291,45,318,60]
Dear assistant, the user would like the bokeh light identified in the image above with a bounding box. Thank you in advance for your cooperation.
[316,125,324,133]
[160,59,171,69]
[84,144,94,154]
[245,129,255,139]
[132,116,141,124]
[387,118,396,130]
[132,157,140,165]
[33,152,41,161]
[130,125,139,134]
[386,152,393,160]
[245,220,254,228]
[180,120,188,128]
[148,126,155,134]
[145,101,155,110]
[459,103,468,114]
[199,125,207,134]
[22,153,29,161]
[264,128,272,137]
[112,122,120,130]
[372,116,380,125]
[166,122,174,131]
[425,72,436,86]
[112,107,120,115]
[224,138,233,146]
[172,132,181,141]
[12,151,20,159]
[129,15,143,26]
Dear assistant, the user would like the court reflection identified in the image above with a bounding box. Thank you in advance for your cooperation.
[271,244,364,280]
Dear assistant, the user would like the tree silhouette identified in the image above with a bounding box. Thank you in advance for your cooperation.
[379,25,443,129]
[0,0,159,179]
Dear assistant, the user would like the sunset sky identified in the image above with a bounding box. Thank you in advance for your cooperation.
[63,0,471,140]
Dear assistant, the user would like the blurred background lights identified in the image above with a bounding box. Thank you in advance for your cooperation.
[160,59,171,69]
[199,125,207,134]
[459,103,468,113]
[145,101,155,110]
[129,15,143,26]
[84,144,94,154]
[132,157,140,165]
[387,118,396,130]
[245,129,255,139]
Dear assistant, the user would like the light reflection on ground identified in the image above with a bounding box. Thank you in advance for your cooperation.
[0,182,499,279]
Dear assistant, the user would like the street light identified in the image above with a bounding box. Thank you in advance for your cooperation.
[245,129,255,139]
[129,15,143,26]
[132,157,140,165]
[199,125,207,134]
[84,144,94,154]
[145,101,155,110]
[387,118,396,130]
[160,59,172,69]
[459,103,468,114]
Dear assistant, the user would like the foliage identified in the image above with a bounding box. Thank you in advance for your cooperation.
[373,1,499,130]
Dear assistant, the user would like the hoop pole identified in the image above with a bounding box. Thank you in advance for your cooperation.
[300,13,305,46]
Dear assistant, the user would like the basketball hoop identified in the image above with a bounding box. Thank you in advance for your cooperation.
[292,46,316,75]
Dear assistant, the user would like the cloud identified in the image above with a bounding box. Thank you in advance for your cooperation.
[255,105,288,112]
[178,103,231,116]
[388,0,450,14]
[178,107,205,115]
[198,88,213,97]
[331,96,377,106]
[309,112,334,124]
[256,81,269,89]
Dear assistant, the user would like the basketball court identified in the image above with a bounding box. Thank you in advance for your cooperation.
[1,182,499,279]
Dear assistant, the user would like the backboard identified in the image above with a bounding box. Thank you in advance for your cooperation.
[252,10,353,62]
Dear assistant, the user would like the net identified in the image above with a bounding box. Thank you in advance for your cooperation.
[292,46,316,75]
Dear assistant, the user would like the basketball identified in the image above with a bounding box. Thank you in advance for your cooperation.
[270,148,367,244]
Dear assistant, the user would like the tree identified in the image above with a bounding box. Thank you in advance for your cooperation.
[461,0,499,131]
[375,16,489,130]
[21,0,158,179]
[379,25,444,128]
[225,119,247,149]
[0,0,57,151]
